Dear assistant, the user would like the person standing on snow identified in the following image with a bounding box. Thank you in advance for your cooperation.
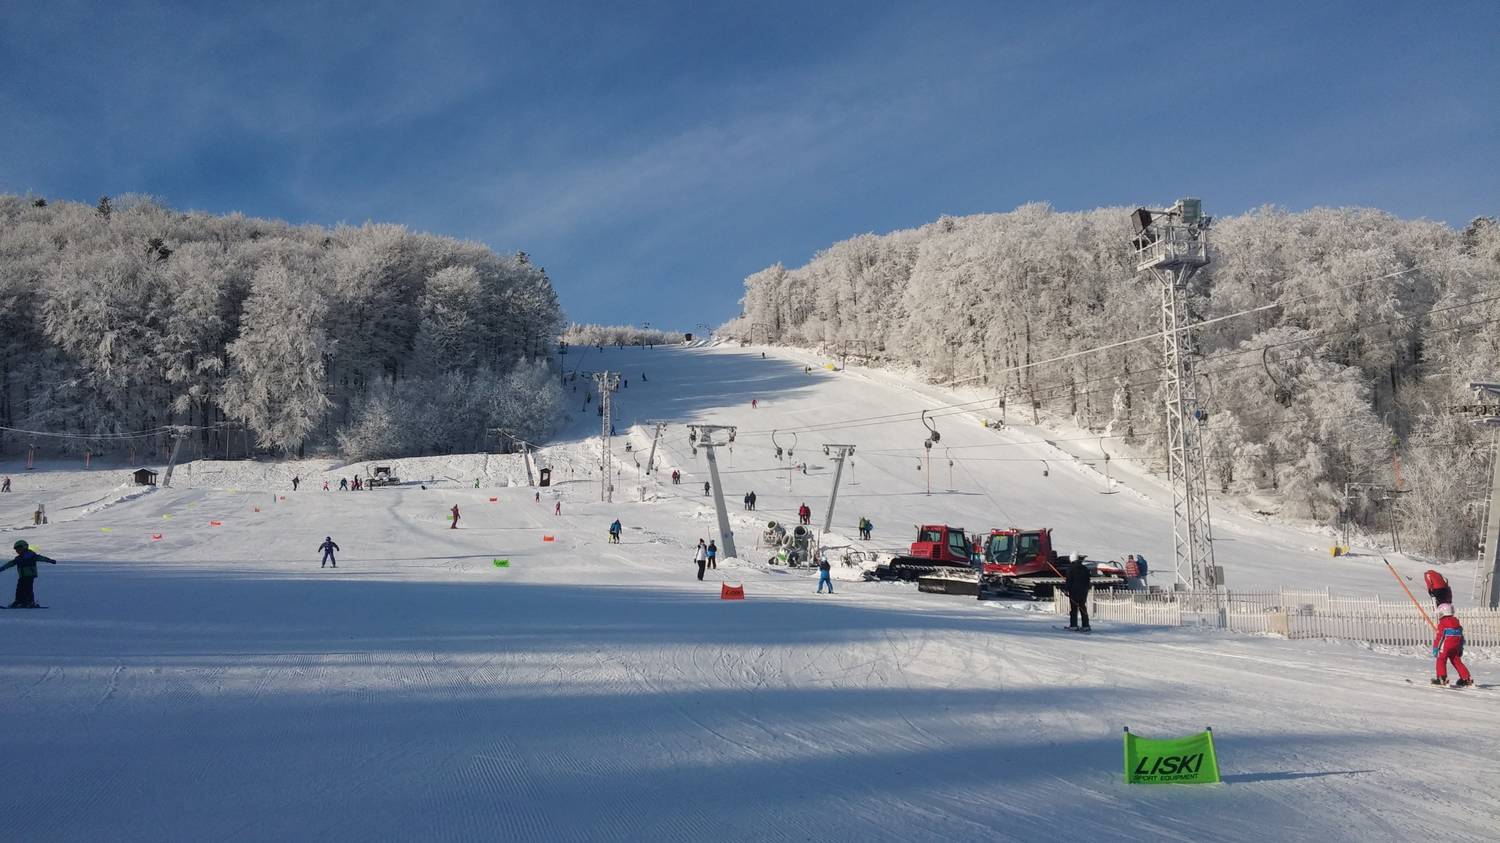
[292,475,300,491]
[1424,570,1453,607]
[554,501,562,516]
[1065,553,1092,631]
[608,519,622,544]
[817,551,834,594]
[703,481,711,496]
[748,491,757,511]
[706,540,718,570]
[742,492,751,511]
[2,476,11,492]
[322,480,329,491]
[1431,603,1473,687]
[751,398,758,409]
[339,477,348,491]
[694,539,708,581]
[2,539,55,608]
[797,503,811,526]
[320,536,340,568]
[450,504,460,529]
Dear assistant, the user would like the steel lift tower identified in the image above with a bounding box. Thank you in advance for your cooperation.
[688,424,738,559]
[1132,198,1218,590]
[1465,381,1500,608]
[593,371,620,502]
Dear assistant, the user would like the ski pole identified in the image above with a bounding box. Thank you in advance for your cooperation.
[1383,557,1436,630]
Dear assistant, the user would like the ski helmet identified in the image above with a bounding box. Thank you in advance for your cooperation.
[1438,603,1455,617]
[1069,553,1080,562]
[12,539,26,550]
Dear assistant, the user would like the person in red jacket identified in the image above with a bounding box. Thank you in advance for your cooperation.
[1424,570,1452,606]
[797,502,811,526]
[1431,603,1473,687]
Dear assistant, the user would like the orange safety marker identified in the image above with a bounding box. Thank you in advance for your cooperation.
[489,497,498,502]
[720,584,745,600]
[209,520,223,527]
[151,533,163,541]
[542,534,555,542]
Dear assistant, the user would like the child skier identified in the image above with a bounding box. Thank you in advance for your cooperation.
[2,539,56,608]
[1424,570,1452,606]
[706,540,718,570]
[320,536,340,568]
[1431,603,1473,687]
[817,551,834,594]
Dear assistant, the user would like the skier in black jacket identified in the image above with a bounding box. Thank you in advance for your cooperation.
[2,539,56,608]
[1065,553,1092,631]
[320,537,340,568]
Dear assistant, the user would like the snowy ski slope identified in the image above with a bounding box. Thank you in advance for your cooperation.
[0,343,1494,841]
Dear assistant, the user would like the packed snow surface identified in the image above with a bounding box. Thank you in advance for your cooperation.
[0,344,1494,841]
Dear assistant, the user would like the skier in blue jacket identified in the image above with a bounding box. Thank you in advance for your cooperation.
[2,539,56,608]
[319,536,340,568]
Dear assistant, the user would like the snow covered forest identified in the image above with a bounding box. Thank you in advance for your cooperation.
[561,323,682,348]
[0,194,565,460]
[724,205,1500,560]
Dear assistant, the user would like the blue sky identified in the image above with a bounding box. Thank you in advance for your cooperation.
[2,1,1495,327]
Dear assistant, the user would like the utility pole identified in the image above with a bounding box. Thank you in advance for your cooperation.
[821,444,856,534]
[688,424,738,558]
[643,421,667,475]
[1461,382,1500,607]
[593,371,620,502]
[160,425,192,488]
[1131,199,1217,590]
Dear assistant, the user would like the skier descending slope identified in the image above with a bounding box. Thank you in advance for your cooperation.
[320,536,340,568]
[2,540,55,608]
[450,504,460,529]
[1431,603,1474,687]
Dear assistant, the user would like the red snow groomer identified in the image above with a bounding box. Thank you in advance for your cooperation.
[867,525,976,582]
[976,528,1125,598]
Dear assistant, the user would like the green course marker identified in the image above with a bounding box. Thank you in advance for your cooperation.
[493,558,510,568]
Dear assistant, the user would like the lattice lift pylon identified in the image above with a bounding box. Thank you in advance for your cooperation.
[1132,199,1218,590]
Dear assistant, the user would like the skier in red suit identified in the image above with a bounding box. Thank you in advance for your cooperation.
[1431,603,1473,687]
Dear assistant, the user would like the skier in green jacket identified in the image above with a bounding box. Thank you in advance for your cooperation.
[2,539,56,608]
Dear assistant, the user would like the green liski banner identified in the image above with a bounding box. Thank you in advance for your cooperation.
[1123,727,1221,784]
[493,558,510,568]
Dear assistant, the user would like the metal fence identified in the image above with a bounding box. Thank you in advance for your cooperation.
[1053,588,1500,648]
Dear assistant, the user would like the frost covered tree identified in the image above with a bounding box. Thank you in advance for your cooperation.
[0,193,569,460]
[220,262,333,454]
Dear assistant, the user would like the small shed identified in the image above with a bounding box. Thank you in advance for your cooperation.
[133,468,159,486]
[538,467,552,487]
